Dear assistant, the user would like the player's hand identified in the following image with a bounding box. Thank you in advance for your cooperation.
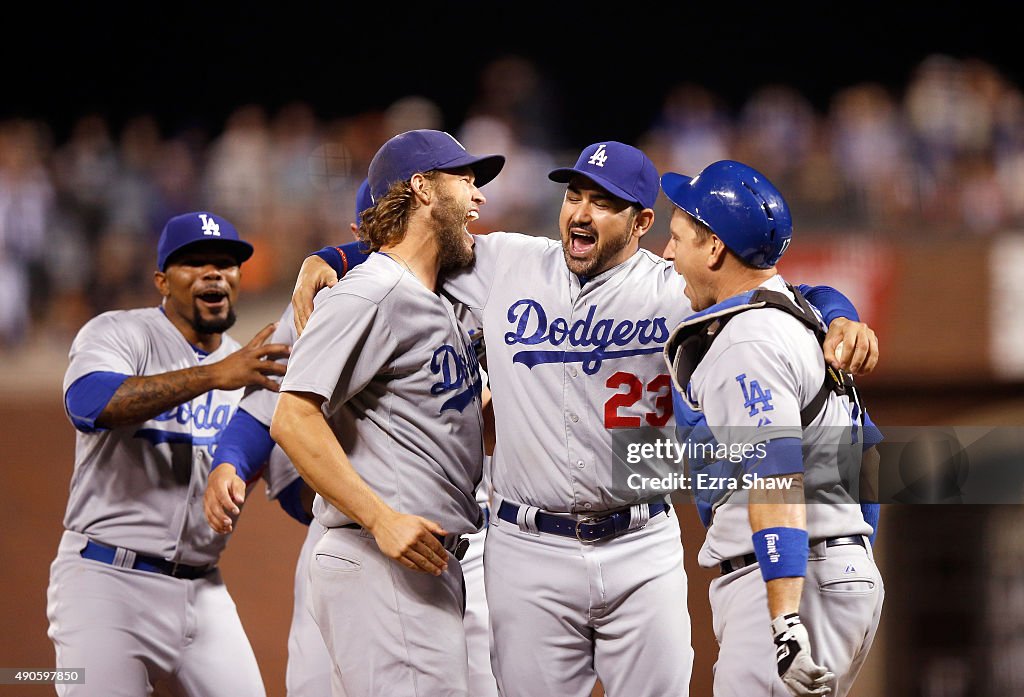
[291,255,339,336]
[209,322,290,391]
[771,613,835,696]
[369,510,450,575]
[204,463,246,534]
[823,317,878,376]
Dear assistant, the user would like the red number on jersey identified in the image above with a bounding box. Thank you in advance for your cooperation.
[604,372,674,429]
[645,374,673,427]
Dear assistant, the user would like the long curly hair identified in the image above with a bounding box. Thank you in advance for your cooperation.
[357,172,441,251]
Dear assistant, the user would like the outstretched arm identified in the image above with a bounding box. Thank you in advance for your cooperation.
[93,323,289,428]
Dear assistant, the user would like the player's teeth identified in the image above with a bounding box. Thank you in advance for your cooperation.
[467,211,479,221]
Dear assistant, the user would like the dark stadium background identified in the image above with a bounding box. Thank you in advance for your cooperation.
[2,5,1020,697]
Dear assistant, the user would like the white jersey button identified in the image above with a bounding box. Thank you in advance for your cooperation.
[569,367,578,378]
[570,413,579,423]
[576,459,585,469]
[582,502,593,510]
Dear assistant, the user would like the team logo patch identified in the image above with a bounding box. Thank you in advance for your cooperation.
[198,213,221,237]
[588,144,608,167]
[736,373,774,417]
[844,564,857,574]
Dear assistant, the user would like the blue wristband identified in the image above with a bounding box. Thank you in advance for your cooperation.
[752,527,809,581]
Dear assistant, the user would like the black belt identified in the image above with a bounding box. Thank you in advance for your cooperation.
[719,535,867,576]
[80,539,215,580]
[496,499,670,543]
[338,523,470,561]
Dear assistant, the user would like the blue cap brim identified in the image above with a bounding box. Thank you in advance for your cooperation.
[660,172,698,216]
[437,153,506,188]
[162,238,254,270]
[548,167,643,207]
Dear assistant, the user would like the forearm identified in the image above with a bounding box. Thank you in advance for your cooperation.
[750,475,807,618]
[271,392,393,529]
[97,366,217,428]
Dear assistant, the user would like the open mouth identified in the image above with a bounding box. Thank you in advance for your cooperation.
[195,290,228,310]
[465,210,479,231]
[570,230,597,256]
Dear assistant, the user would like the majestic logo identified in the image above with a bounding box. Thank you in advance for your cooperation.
[198,213,221,237]
[429,340,482,414]
[736,373,774,425]
[588,144,608,168]
[135,391,234,452]
[504,300,669,374]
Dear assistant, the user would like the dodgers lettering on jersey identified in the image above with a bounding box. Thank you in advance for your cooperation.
[431,338,483,413]
[440,232,690,513]
[61,307,245,566]
[504,300,670,374]
[141,390,235,450]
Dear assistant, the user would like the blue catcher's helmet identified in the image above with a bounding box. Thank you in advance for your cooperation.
[661,160,792,268]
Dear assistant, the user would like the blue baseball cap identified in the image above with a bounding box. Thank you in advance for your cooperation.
[367,129,505,202]
[355,178,373,225]
[156,211,254,271]
[548,141,660,210]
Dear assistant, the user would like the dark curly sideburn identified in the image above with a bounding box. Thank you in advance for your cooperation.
[358,172,441,252]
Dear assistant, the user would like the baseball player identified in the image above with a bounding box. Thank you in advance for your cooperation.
[661,160,884,696]
[47,212,291,697]
[204,178,499,697]
[291,139,879,697]
[269,130,504,697]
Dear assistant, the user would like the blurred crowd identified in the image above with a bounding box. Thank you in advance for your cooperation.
[2,52,1023,349]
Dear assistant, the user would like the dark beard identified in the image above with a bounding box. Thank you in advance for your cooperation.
[432,188,475,273]
[562,224,633,277]
[191,303,237,335]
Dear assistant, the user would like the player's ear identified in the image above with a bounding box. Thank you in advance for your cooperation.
[633,208,655,238]
[153,270,170,297]
[349,223,360,240]
[707,235,728,269]
[409,172,432,206]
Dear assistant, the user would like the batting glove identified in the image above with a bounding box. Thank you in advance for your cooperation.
[771,613,836,696]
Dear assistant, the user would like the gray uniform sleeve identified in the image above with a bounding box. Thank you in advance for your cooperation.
[281,290,398,408]
[699,338,804,448]
[63,312,145,392]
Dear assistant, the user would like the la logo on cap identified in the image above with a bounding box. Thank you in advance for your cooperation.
[199,213,221,237]
[588,144,608,168]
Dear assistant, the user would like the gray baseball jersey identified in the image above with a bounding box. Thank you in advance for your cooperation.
[282,253,484,533]
[442,232,693,697]
[674,275,883,697]
[49,306,268,697]
[443,232,685,513]
[60,307,294,564]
